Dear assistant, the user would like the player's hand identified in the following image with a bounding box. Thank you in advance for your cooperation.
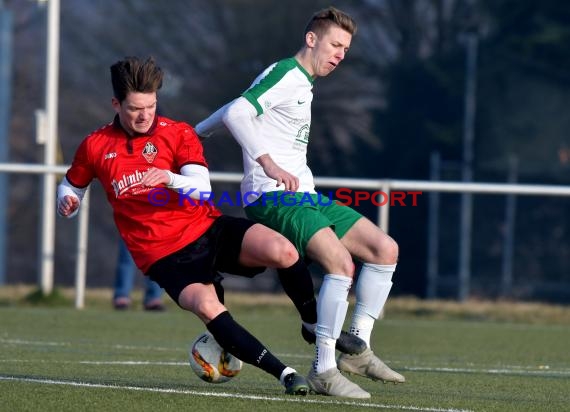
[141,167,171,187]
[58,195,80,217]
[257,154,299,192]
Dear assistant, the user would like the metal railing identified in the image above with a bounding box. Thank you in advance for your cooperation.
[2,162,570,308]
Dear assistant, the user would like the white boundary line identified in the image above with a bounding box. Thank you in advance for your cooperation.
[84,362,570,378]
[0,338,176,352]
[2,338,568,380]
[1,357,568,378]
[0,375,472,412]
[403,366,570,377]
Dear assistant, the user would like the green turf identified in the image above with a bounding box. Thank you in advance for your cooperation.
[0,304,568,412]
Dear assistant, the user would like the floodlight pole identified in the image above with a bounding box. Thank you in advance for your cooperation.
[39,0,60,295]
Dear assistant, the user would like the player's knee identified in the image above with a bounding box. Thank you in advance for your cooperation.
[331,254,356,277]
[384,236,399,263]
[339,258,356,277]
[380,236,400,264]
[318,248,354,276]
[370,235,399,264]
[267,236,298,268]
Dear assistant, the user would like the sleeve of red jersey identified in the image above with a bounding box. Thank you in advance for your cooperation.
[65,137,96,188]
[176,125,209,170]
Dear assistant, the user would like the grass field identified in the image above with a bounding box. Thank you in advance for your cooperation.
[1,287,569,412]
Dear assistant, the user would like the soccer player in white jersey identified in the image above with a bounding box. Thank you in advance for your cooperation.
[196,7,405,398]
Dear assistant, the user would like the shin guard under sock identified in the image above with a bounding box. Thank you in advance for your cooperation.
[350,263,395,346]
[314,274,351,373]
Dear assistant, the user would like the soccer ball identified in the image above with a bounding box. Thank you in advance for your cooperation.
[189,331,243,383]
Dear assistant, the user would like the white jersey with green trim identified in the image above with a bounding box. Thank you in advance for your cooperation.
[241,57,317,201]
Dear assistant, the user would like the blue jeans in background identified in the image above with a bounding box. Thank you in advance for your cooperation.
[113,239,163,308]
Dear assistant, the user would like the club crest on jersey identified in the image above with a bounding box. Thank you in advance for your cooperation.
[142,141,158,163]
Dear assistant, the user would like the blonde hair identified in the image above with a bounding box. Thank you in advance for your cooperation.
[304,6,357,37]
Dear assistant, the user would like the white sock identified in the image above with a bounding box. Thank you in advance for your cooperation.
[350,304,375,346]
[314,337,337,373]
[349,263,395,347]
[314,274,351,374]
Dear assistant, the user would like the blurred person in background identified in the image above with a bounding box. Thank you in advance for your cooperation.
[113,238,164,311]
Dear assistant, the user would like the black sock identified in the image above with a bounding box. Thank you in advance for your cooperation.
[277,258,317,324]
[207,311,285,380]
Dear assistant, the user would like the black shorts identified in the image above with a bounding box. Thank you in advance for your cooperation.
[146,215,265,304]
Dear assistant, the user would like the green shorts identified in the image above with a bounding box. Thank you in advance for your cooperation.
[244,191,362,257]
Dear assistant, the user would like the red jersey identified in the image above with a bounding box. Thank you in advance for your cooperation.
[65,115,222,272]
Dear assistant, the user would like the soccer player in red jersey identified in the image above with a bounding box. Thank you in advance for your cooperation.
[57,56,309,395]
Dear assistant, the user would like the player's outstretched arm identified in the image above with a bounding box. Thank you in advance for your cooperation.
[222,97,267,161]
[56,177,86,218]
[223,97,299,192]
[194,100,235,141]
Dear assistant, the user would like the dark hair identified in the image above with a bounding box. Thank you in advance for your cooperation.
[110,56,163,102]
[304,6,357,37]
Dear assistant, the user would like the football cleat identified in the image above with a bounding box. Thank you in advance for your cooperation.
[307,367,370,398]
[337,348,405,383]
[301,325,367,355]
[283,372,310,396]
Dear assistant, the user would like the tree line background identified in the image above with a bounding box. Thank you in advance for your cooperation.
[4,0,570,302]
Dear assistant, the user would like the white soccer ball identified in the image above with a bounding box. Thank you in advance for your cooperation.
[189,331,243,383]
